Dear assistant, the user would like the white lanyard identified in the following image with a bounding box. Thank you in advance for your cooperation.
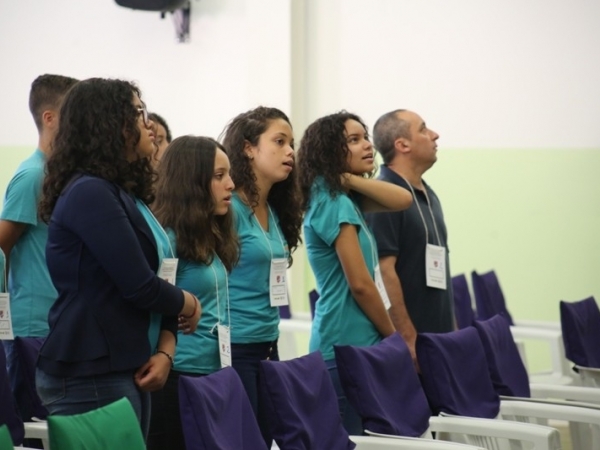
[137,201,175,258]
[402,179,442,246]
[137,201,178,284]
[211,256,231,328]
[0,250,14,340]
[353,200,392,309]
[211,255,232,368]
[252,205,286,259]
[402,178,447,290]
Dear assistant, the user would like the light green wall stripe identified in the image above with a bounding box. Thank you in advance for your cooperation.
[3,146,599,372]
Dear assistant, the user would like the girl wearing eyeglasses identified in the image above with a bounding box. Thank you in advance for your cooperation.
[36,78,201,436]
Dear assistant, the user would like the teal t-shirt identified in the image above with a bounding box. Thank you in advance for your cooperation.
[228,193,288,343]
[135,200,173,349]
[304,179,381,360]
[170,229,228,374]
[0,149,56,337]
[0,248,5,293]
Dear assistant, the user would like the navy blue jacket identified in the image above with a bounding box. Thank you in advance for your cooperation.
[39,175,184,377]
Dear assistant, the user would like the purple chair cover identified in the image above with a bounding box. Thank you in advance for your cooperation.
[178,367,268,450]
[452,274,475,329]
[309,289,319,319]
[259,352,356,450]
[416,327,501,419]
[14,337,48,420]
[471,270,514,325]
[560,297,600,368]
[279,305,292,319]
[473,315,531,397]
[0,341,25,446]
[334,333,431,437]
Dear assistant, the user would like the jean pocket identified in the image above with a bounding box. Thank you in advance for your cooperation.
[35,369,67,406]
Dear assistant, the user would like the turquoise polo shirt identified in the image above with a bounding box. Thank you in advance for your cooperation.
[304,179,381,361]
[170,229,228,374]
[228,192,288,343]
[0,149,56,337]
[135,200,173,349]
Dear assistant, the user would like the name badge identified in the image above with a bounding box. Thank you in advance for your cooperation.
[269,258,289,307]
[425,244,447,290]
[218,324,232,368]
[158,258,178,285]
[374,265,392,309]
[0,293,14,340]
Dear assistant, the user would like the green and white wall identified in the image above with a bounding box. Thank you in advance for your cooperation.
[2,0,599,372]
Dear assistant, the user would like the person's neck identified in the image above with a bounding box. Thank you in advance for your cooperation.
[387,161,426,191]
[37,133,52,157]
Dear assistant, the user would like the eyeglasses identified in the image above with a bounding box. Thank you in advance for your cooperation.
[136,106,150,127]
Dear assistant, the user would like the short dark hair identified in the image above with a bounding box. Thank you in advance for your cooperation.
[148,112,172,143]
[372,109,409,165]
[29,74,79,132]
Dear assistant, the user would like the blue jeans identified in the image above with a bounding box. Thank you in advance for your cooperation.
[4,340,35,421]
[231,340,279,447]
[35,368,151,438]
[325,359,363,435]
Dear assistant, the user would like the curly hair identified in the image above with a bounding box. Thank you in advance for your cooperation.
[153,136,239,271]
[297,111,371,210]
[39,78,155,222]
[220,106,302,264]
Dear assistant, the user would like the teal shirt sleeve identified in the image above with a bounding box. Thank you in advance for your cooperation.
[307,192,363,246]
[1,164,43,226]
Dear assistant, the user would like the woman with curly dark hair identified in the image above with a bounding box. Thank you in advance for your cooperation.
[147,136,238,450]
[220,106,302,446]
[297,111,412,435]
[36,78,201,436]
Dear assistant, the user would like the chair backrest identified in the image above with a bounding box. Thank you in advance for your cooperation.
[259,352,356,450]
[179,367,267,450]
[0,342,24,447]
[452,274,475,329]
[471,270,514,325]
[309,289,319,319]
[47,397,145,450]
[14,337,48,420]
[0,424,14,450]
[416,327,500,419]
[560,296,600,368]
[334,333,431,437]
[473,315,531,397]
[279,305,292,319]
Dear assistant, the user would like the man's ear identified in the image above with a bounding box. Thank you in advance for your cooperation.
[395,137,410,154]
[42,110,59,130]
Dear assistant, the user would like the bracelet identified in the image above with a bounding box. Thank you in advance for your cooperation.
[182,298,198,319]
[156,350,174,367]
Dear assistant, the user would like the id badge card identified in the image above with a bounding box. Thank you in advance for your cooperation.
[0,293,14,340]
[269,258,289,307]
[425,244,447,290]
[374,265,392,310]
[158,258,178,285]
[218,324,232,368]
